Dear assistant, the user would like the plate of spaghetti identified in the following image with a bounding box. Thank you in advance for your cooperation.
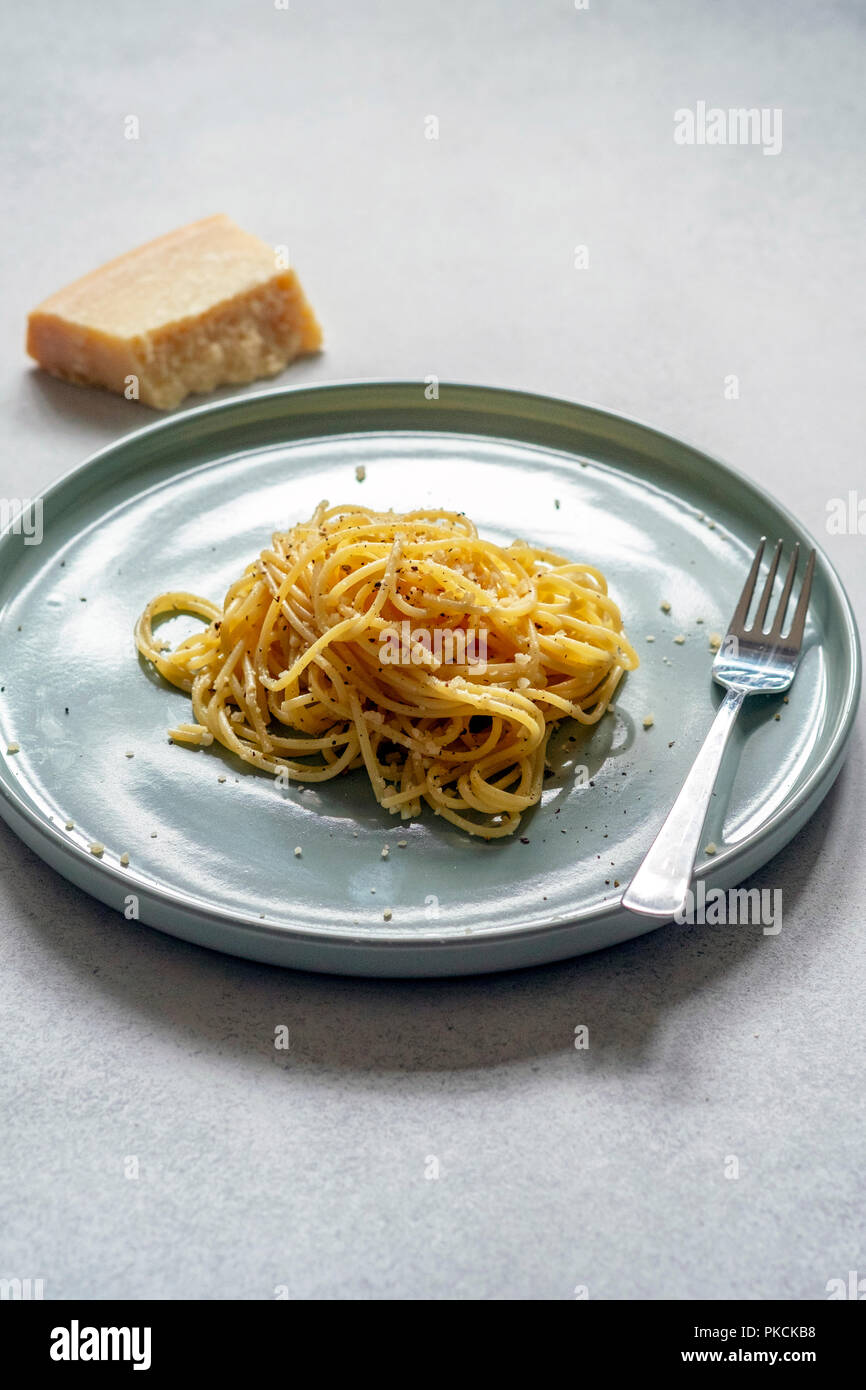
[0,383,858,974]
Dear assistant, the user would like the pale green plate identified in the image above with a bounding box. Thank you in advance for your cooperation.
[0,383,859,975]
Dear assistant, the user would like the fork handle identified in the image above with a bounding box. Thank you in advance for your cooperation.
[621,687,746,919]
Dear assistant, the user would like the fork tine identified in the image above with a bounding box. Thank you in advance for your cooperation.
[769,542,799,638]
[785,548,816,649]
[729,537,765,632]
[753,538,783,631]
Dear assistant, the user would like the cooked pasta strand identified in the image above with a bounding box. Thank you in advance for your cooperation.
[134,502,638,838]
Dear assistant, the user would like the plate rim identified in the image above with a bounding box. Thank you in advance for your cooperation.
[0,379,860,963]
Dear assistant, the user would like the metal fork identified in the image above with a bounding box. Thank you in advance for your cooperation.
[621,537,816,919]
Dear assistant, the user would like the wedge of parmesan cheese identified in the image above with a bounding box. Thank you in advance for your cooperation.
[26,214,322,409]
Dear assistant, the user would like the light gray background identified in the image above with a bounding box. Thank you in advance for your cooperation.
[1,0,864,1300]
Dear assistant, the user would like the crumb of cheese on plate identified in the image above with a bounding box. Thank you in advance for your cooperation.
[26,215,322,410]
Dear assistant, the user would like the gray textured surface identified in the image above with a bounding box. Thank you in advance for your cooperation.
[1,0,864,1300]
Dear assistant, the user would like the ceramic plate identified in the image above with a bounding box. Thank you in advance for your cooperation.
[0,383,859,975]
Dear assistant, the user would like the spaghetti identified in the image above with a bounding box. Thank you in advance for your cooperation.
[135,501,638,838]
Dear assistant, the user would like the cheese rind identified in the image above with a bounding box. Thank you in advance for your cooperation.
[26,215,323,409]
